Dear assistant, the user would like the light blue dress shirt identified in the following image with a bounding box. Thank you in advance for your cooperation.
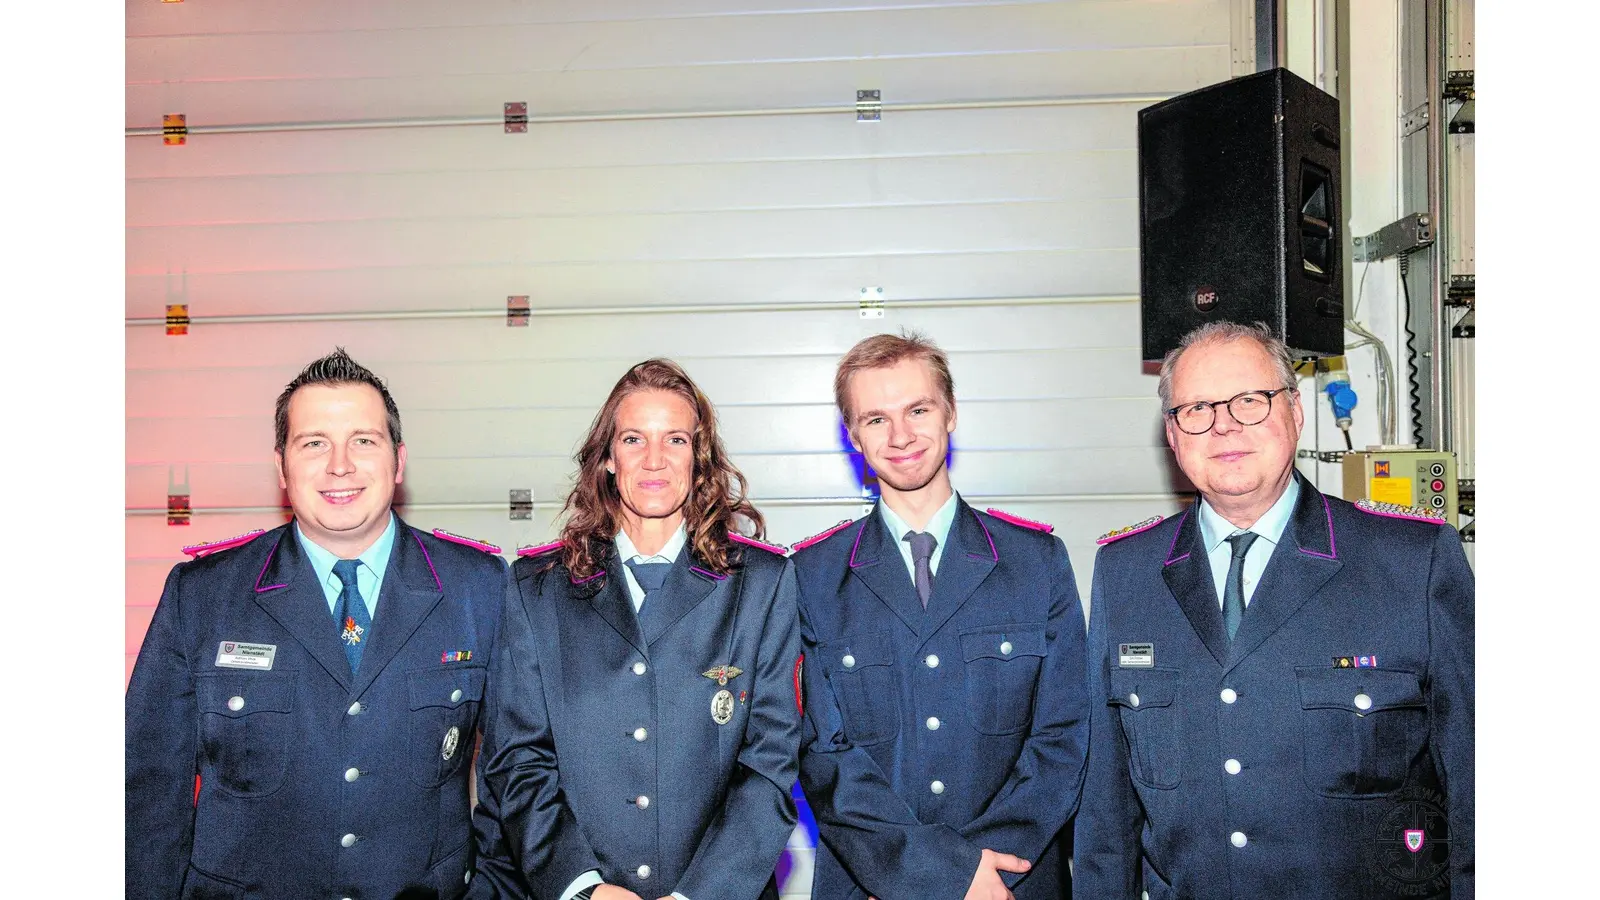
[878,491,960,582]
[1197,477,1301,609]
[294,513,397,620]
[615,523,690,612]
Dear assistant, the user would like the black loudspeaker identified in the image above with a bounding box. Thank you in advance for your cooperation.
[1138,67,1344,362]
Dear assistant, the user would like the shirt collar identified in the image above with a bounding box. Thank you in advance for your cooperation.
[294,512,398,586]
[879,490,961,549]
[615,521,689,565]
[1198,476,1301,552]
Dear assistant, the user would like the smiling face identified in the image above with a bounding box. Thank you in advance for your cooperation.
[846,357,956,501]
[607,389,697,537]
[1164,336,1304,526]
[275,382,406,558]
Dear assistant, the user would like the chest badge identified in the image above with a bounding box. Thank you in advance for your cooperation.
[441,725,461,761]
[711,690,735,725]
[1118,643,1155,668]
[702,664,743,686]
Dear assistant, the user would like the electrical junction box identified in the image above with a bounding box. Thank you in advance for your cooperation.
[1341,448,1458,524]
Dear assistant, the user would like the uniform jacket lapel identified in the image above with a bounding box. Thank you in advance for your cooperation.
[1223,475,1343,674]
[583,546,648,654]
[638,550,721,647]
[251,526,353,691]
[845,507,927,635]
[1159,506,1232,668]
[351,520,445,696]
[920,499,998,638]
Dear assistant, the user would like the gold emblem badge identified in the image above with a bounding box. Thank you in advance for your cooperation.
[702,665,744,686]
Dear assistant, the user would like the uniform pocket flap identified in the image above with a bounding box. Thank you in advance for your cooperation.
[1295,667,1423,713]
[408,665,487,710]
[1108,667,1179,710]
[818,634,895,673]
[958,623,1047,662]
[197,672,296,718]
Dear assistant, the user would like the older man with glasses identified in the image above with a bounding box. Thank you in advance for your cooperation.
[1072,321,1475,900]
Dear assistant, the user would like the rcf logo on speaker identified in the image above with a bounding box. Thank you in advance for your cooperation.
[1193,285,1219,312]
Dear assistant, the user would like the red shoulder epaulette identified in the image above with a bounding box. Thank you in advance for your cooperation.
[516,539,564,558]
[986,508,1055,534]
[1354,499,1448,524]
[730,532,788,555]
[792,519,857,552]
[432,528,503,554]
[1096,515,1165,545]
[182,529,267,559]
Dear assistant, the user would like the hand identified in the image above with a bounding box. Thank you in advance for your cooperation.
[962,848,1031,900]
[592,886,644,900]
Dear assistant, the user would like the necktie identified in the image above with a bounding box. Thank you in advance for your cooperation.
[333,559,372,673]
[625,559,672,608]
[1222,532,1259,641]
[903,531,938,608]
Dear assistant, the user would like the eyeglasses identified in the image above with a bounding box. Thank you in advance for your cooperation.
[1165,388,1294,435]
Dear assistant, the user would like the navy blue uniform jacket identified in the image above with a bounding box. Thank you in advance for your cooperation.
[795,499,1089,900]
[125,519,507,900]
[467,539,800,900]
[1073,476,1474,899]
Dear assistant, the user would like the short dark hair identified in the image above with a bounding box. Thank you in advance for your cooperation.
[274,348,403,456]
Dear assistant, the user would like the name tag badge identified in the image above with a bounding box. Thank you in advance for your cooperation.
[215,641,276,670]
[1118,642,1155,668]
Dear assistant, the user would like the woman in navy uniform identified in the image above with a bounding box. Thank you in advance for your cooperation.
[469,359,800,900]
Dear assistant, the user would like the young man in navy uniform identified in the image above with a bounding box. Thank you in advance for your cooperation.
[126,349,508,900]
[1072,322,1474,899]
[468,359,799,900]
[794,331,1089,900]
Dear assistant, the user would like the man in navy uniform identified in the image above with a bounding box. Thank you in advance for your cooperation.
[794,331,1089,900]
[468,359,799,900]
[126,349,507,900]
[1072,322,1474,899]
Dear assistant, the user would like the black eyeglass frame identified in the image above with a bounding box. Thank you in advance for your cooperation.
[1164,387,1295,435]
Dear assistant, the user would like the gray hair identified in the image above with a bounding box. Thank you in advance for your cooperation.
[1156,321,1298,409]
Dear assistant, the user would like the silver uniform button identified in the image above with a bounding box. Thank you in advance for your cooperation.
[465,870,472,884]
[926,717,940,731]
[341,833,357,848]
[925,654,939,668]
[633,661,647,676]
[347,701,363,716]
[1129,693,1140,708]
[1224,759,1241,775]
[450,688,464,703]
[1231,831,1248,848]
[636,795,650,809]
[842,654,856,668]
[227,696,245,712]
[1000,640,1013,655]
[637,865,651,879]
[1220,688,1238,704]
[930,780,945,794]
[633,727,648,742]
[1354,692,1373,711]
[344,767,360,783]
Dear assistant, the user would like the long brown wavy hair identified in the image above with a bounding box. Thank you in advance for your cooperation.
[557,359,766,581]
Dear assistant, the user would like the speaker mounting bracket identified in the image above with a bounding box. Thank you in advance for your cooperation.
[1353,213,1434,262]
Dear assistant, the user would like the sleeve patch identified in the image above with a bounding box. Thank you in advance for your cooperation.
[1096,515,1165,545]
[431,528,503,554]
[793,654,805,717]
[985,507,1055,533]
[182,529,267,559]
